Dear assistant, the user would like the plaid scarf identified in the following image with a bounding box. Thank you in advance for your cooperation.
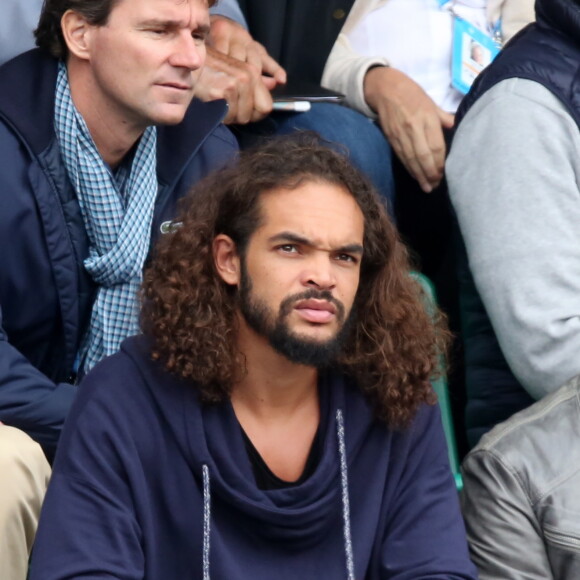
[55,63,158,374]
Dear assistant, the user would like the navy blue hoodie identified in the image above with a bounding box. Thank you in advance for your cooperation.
[30,336,476,579]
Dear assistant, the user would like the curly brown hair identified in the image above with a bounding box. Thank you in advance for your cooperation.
[141,133,449,427]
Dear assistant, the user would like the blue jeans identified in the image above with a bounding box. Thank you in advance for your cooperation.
[233,103,395,213]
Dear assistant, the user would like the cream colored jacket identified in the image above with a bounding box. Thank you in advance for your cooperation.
[321,0,535,116]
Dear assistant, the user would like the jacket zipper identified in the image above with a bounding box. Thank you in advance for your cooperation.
[544,527,580,552]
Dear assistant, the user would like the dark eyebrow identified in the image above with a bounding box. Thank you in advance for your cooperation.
[140,19,211,35]
[268,232,311,246]
[140,18,179,27]
[268,232,364,255]
[336,243,364,256]
[193,23,211,35]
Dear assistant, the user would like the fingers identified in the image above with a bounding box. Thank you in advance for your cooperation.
[249,76,275,122]
[223,37,286,86]
[377,102,447,193]
[228,36,253,64]
[209,15,287,84]
[437,108,455,129]
[411,124,446,193]
[365,67,448,192]
[196,47,272,124]
[211,31,231,57]
[391,119,446,193]
[261,75,279,91]
[259,52,287,84]
[209,16,249,56]
[204,16,285,123]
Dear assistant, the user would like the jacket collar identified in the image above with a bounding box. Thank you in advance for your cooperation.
[536,0,580,44]
[0,49,228,179]
[0,49,57,156]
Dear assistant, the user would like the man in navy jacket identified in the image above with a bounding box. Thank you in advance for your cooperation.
[0,0,237,577]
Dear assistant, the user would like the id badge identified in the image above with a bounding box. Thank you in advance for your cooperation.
[451,17,500,95]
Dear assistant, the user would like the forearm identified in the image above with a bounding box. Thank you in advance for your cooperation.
[0,335,76,460]
[322,33,389,118]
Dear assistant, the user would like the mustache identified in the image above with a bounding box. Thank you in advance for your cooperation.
[279,289,345,321]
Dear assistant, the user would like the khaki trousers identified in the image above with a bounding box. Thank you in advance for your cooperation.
[0,426,50,580]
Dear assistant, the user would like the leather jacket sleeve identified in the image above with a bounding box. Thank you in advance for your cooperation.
[461,448,554,579]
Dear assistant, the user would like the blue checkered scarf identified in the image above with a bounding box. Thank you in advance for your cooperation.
[54,63,158,374]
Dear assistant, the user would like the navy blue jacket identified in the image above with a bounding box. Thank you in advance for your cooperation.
[0,50,237,460]
[453,0,580,446]
[30,335,476,579]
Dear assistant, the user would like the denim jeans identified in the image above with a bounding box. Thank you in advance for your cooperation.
[233,103,395,214]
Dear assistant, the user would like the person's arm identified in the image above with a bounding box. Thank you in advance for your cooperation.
[447,78,580,399]
[0,305,76,461]
[0,117,77,460]
[461,448,552,579]
[322,33,453,193]
[195,12,286,124]
[364,67,454,193]
[321,31,389,118]
[379,405,477,579]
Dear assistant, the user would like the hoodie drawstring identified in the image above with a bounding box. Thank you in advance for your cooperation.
[201,409,355,580]
[202,464,211,580]
[336,409,356,580]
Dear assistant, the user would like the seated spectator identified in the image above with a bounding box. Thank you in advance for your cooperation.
[322,0,534,193]
[318,0,533,446]
[0,0,236,576]
[461,375,580,579]
[446,0,580,445]
[29,135,476,580]
[0,0,397,207]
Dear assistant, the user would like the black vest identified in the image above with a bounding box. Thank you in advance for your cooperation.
[453,0,580,447]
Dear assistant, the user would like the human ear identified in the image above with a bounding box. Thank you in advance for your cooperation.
[61,10,92,61]
[213,234,241,285]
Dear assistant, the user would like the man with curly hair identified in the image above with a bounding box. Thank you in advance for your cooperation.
[29,135,476,580]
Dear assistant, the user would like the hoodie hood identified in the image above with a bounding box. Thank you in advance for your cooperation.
[191,388,342,542]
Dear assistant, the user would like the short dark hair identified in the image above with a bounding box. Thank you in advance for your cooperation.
[35,0,216,59]
[142,133,448,427]
[35,0,119,59]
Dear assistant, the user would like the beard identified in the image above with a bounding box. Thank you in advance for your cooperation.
[238,266,354,368]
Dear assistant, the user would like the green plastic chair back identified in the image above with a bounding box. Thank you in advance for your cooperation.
[411,272,463,491]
